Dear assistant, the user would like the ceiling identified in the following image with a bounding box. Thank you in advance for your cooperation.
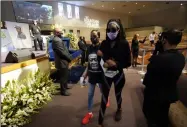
[63,1,187,16]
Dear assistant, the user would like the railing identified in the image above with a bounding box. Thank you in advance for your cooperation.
[138,47,187,75]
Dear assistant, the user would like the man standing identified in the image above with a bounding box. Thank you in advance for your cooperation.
[78,36,87,66]
[149,31,156,46]
[152,33,164,56]
[143,29,185,127]
[52,28,72,96]
[29,20,43,51]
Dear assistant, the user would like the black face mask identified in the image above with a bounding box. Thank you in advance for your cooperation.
[57,35,62,38]
[91,37,98,44]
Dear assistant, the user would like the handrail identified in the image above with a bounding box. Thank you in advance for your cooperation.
[138,48,187,75]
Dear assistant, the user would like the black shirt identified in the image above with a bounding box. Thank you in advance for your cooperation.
[29,24,41,35]
[131,39,139,50]
[78,40,87,51]
[153,40,164,55]
[87,44,103,84]
[99,39,131,72]
[143,49,185,102]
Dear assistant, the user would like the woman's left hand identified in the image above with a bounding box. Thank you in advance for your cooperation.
[106,59,117,67]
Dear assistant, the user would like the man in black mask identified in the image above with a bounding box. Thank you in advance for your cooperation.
[52,28,72,96]
[143,29,185,127]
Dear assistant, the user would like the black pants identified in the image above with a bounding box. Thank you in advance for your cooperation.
[81,50,86,65]
[98,72,125,124]
[143,98,170,127]
[58,68,69,94]
[34,34,43,51]
[150,41,154,47]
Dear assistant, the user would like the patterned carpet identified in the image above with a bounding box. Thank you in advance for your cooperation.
[24,69,147,127]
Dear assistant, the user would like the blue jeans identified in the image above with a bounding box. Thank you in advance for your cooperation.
[88,83,102,112]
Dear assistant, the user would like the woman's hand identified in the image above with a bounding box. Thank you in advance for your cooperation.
[106,59,117,67]
[97,50,103,57]
[103,62,109,68]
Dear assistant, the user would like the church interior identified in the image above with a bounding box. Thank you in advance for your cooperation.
[1,1,187,127]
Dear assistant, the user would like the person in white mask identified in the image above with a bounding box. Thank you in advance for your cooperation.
[97,19,131,127]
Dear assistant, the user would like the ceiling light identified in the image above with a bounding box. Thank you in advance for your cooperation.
[136,3,138,4]
[143,5,145,7]
[181,3,183,6]
[102,5,104,7]
[92,3,94,5]
[129,12,131,13]
[113,8,115,9]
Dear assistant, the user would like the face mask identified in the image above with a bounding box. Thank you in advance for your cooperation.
[57,34,62,38]
[107,31,118,40]
[91,37,98,44]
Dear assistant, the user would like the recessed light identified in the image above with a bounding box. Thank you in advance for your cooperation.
[92,3,94,5]
[181,3,183,6]
[113,8,115,9]
[136,3,138,4]
[143,5,145,7]
[102,5,104,7]
[129,12,131,13]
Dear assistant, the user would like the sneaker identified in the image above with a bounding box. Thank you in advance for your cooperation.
[82,113,93,125]
[106,99,110,107]
[114,109,122,121]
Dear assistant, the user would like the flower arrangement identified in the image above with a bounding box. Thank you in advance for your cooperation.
[65,33,79,50]
[1,70,56,127]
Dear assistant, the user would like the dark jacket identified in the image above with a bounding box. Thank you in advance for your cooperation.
[143,49,185,102]
[100,39,131,71]
[131,39,139,51]
[78,40,87,51]
[52,36,72,69]
[153,40,164,56]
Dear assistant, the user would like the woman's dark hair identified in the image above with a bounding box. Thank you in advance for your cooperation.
[106,19,126,41]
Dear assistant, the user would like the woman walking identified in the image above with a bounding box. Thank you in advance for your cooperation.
[97,19,131,127]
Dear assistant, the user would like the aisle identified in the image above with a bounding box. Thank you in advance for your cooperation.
[24,69,147,127]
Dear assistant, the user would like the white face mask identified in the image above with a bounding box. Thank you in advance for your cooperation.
[107,31,119,40]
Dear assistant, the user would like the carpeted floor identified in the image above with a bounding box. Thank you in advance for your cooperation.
[24,69,147,127]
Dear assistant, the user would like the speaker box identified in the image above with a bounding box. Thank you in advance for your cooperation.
[31,51,46,59]
[5,49,32,63]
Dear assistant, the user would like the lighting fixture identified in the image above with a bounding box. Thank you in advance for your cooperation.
[181,3,183,6]
[92,3,94,5]
[102,5,104,7]
[136,3,138,4]
[113,8,115,9]
[129,12,131,13]
[143,5,145,7]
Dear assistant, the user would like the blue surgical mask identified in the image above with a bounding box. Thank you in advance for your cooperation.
[107,31,118,40]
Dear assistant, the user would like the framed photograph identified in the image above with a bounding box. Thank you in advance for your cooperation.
[6,21,32,49]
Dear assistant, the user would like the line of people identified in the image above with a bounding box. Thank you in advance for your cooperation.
[51,19,185,127]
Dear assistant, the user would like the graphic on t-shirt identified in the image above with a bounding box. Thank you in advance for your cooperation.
[89,53,99,70]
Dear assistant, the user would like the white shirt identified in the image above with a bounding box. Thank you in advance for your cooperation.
[149,33,155,41]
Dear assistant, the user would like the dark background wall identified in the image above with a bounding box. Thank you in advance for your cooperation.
[1,1,187,30]
[131,5,187,29]
[1,1,16,22]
